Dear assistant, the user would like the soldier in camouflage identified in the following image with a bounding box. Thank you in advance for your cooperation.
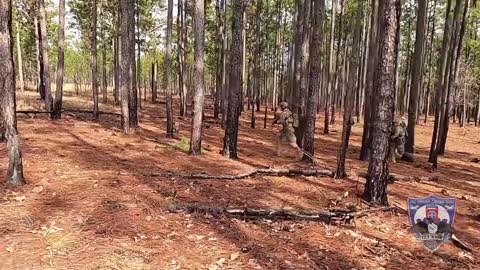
[390,116,408,163]
[273,102,302,159]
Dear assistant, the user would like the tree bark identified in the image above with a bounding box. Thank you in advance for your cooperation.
[53,0,66,119]
[324,0,336,134]
[38,0,53,117]
[178,0,187,116]
[114,12,120,104]
[0,0,25,186]
[295,0,312,148]
[363,0,400,206]
[436,0,469,158]
[303,0,325,162]
[92,0,98,119]
[337,0,363,178]
[214,0,224,120]
[136,0,141,110]
[102,9,108,105]
[128,0,138,128]
[429,0,458,165]
[190,0,206,155]
[34,16,44,99]
[359,0,380,161]
[165,0,174,137]
[223,0,248,159]
[15,21,24,93]
[120,0,134,133]
[405,0,427,154]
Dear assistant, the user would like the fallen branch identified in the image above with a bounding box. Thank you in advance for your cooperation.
[168,203,398,225]
[16,109,121,116]
[168,203,353,223]
[451,234,473,252]
[63,109,121,116]
[187,168,335,180]
[16,110,52,114]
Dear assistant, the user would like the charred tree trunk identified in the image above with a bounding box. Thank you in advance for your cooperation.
[190,0,206,155]
[0,0,25,186]
[223,0,247,159]
[363,0,400,206]
[53,0,65,119]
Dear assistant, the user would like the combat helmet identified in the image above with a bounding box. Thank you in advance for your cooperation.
[279,102,289,110]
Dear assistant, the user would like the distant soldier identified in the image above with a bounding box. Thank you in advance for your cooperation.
[273,102,302,159]
[391,116,408,163]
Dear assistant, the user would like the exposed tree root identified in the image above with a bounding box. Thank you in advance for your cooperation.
[187,168,335,180]
[167,203,398,225]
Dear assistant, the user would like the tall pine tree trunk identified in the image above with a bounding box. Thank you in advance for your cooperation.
[363,0,400,206]
[405,0,427,154]
[429,0,456,164]
[295,0,312,148]
[324,0,336,134]
[223,0,247,159]
[165,0,174,137]
[120,0,134,133]
[178,0,186,116]
[15,21,24,93]
[39,0,53,117]
[190,0,206,154]
[214,0,224,120]
[34,16,44,99]
[303,0,325,162]
[114,11,120,105]
[359,0,380,161]
[126,0,138,127]
[0,0,25,186]
[337,0,363,178]
[92,0,98,119]
[53,0,65,119]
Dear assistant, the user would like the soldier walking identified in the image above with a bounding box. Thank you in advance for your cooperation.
[273,102,303,159]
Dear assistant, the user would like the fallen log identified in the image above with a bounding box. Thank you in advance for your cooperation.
[16,109,121,116]
[167,203,398,225]
[187,168,335,180]
[63,109,121,116]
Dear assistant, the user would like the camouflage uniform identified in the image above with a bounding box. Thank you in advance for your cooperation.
[391,117,408,163]
[274,102,301,158]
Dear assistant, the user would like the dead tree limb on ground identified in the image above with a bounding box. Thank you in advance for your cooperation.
[16,109,121,116]
[167,203,398,225]
[187,168,335,180]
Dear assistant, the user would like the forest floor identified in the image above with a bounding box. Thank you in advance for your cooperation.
[1,87,480,270]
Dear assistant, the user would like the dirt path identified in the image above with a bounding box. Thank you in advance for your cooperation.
[0,91,478,269]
